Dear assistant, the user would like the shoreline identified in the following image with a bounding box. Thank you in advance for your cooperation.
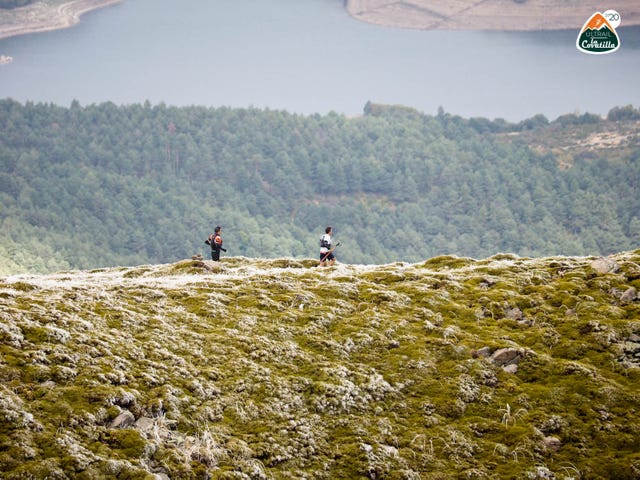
[0,0,123,42]
[1,0,639,46]
[344,0,640,31]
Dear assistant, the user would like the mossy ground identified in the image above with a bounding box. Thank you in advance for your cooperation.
[1,252,639,479]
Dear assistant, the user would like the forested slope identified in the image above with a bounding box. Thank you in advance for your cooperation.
[0,99,639,274]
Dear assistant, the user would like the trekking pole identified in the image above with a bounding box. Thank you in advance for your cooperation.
[320,242,341,263]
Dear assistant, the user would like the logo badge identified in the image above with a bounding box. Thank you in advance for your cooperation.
[576,10,621,55]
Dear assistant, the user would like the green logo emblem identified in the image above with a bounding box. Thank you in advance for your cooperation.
[577,11,621,55]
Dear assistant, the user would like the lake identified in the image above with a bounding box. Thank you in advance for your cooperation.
[0,0,639,121]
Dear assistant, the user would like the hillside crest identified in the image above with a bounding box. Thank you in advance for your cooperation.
[2,251,639,478]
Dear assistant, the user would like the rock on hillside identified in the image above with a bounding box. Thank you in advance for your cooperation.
[1,252,640,478]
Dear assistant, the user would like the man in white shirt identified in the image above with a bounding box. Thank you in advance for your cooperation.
[319,226,336,267]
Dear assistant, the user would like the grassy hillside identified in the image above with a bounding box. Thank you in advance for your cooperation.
[1,250,639,479]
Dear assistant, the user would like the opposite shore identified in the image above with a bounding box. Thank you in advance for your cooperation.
[345,0,640,31]
[0,0,123,42]
[1,0,639,46]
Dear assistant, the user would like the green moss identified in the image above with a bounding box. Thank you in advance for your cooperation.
[2,252,640,478]
[88,268,112,273]
[21,326,50,344]
[4,459,68,480]
[597,452,640,480]
[122,267,153,278]
[22,364,52,383]
[7,281,38,292]
[267,258,308,268]
[103,429,147,458]
[159,259,214,276]
[420,255,475,270]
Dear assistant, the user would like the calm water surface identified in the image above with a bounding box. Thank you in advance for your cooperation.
[0,0,639,121]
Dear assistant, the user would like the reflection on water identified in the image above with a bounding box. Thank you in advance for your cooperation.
[0,0,638,121]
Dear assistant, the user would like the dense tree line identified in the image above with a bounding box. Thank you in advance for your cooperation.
[0,99,639,273]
